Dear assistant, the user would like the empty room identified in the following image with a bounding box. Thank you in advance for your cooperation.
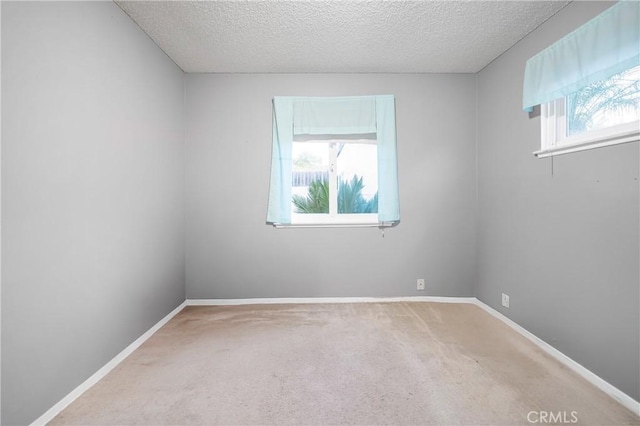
[1,0,639,425]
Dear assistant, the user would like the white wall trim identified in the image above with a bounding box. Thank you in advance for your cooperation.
[472,299,640,416]
[30,301,187,426]
[186,296,478,306]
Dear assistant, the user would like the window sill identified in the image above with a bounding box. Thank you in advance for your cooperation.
[535,122,639,158]
[272,222,397,229]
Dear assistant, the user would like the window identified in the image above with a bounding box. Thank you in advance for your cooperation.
[292,136,378,225]
[267,96,399,228]
[522,1,639,158]
[538,65,640,158]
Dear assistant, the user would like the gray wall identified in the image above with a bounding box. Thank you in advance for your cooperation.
[186,74,477,299]
[2,1,637,424]
[1,2,185,424]
[476,1,639,401]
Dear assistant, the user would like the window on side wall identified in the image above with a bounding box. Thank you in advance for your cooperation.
[522,1,639,158]
[539,65,640,157]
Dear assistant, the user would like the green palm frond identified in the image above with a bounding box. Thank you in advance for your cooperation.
[292,179,329,213]
[292,175,378,214]
[567,70,640,134]
[338,175,366,214]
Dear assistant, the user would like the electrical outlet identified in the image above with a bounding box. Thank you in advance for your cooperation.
[417,279,425,291]
[502,293,510,308]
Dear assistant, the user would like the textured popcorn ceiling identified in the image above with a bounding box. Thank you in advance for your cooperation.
[115,1,570,73]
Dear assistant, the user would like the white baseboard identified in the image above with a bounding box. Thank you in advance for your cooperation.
[30,301,187,426]
[186,296,478,306]
[472,299,640,416]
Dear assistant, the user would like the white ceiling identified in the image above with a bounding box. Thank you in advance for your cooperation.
[115,0,570,74]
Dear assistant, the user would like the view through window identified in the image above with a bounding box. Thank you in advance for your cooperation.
[566,65,640,137]
[291,139,378,222]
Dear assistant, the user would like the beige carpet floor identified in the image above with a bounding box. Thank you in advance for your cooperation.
[51,302,639,425]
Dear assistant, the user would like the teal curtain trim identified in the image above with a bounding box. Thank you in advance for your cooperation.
[293,97,377,135]
[266,98,293,224]
[292,126,377,135]
[376,95,400,223]
[522,0,640,111]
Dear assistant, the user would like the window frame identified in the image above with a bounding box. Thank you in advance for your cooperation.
[290,139,379,227]
[536,97,640,158]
